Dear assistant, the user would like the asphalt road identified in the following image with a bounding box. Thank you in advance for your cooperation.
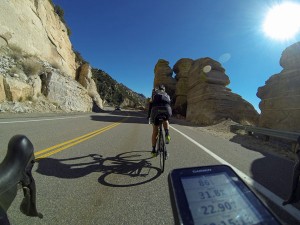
[0,109,300,225]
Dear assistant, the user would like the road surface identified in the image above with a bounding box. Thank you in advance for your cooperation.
[0,110,299,224]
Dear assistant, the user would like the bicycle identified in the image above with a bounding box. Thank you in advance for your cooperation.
[156,115,167,173]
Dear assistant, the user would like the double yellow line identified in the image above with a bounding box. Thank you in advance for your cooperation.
[35,119,126,160]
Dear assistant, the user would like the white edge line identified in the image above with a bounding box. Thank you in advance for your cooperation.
[170,125,300,222]
[0,115,88,124]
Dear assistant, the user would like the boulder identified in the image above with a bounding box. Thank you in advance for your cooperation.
[77,63,104,110]
[173,58,193,115]
[2,76,32,102]
[186,57,259,125]
[280,42,300,70]
[154,59,176,101]
[28,75,42,100]
[257,42,300,132]
[41,71,92,112]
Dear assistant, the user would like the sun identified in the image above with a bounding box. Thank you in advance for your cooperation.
[263,2,300,41]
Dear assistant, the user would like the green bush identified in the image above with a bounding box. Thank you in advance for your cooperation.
[54,5,72,36]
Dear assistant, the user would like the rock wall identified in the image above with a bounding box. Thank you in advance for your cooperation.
[41,71,92,112]
[77,64,103,109]
[186,57,259,125]
[173,58,193,116]
[154,59,176,101]
[0,0,76,77]
[257,42,300,132]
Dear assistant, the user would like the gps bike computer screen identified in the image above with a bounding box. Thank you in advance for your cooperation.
[169,165,281,225]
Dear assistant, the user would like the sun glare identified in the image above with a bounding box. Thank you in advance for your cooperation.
[263,2,300,41]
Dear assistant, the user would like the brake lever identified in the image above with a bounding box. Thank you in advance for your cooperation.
[20,158,43,218]
[0,135,42,225]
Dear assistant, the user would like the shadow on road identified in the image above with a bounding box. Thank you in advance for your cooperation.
[90,110,147,124]
[229,134,300,213]
[35,151,161,187]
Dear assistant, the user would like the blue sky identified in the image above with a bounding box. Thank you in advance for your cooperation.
[52,0,300,112]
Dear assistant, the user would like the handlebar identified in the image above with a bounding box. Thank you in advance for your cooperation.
[0,135,42,225]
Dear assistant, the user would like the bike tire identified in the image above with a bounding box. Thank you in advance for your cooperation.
[158,130,165,173]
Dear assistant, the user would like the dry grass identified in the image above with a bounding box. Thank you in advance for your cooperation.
[21,58,43,76]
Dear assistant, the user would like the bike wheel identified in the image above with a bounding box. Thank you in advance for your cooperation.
[158,131,165,173]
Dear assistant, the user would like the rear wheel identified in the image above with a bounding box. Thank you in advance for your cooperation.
[158,130,165,173]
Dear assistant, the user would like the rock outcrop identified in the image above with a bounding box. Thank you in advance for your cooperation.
[0,0,76,77]
[186,57,259,125]
[77,64,103,110]
[40,71,92,112]
[154,59,176,101]
[257,42,300,132]
[173,58,193,116]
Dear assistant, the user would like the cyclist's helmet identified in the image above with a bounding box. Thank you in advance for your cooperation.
[158,84,165,91]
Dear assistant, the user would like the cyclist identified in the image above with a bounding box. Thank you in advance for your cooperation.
[147,85,172,157]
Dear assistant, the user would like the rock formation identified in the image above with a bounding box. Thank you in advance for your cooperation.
[40,71,92,112]
[257,42,300,132]
[154,59,176,101]
[0,0,76,77]
[0,49,93,113]
[77,64,103,110]
[173,58,193,116]
[186,57,259,125]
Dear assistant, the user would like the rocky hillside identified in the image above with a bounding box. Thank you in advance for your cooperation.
[0,0,146,113]
[92,68,146,109]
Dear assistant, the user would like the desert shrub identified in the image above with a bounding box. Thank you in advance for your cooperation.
[54,5,72,36]
[22,58,42,76]
[9,44,23,54]
[74,51,87,65]
[8,44,23,61]
[8,67,22,75]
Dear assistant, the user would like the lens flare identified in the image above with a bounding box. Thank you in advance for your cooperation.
[263,2,300,40]
[203,65,212,73]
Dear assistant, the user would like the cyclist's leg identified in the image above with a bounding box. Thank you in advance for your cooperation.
[163,119,171,144]
[152,125,159,149]
[163,120,169,130]
[164,105,172,144]
[150,108,158,154]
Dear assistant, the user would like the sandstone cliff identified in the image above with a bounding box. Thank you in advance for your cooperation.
[186,57,259,125]
[257,42,300,132]
[154,59,176,101]
[0,0,76,77]
[173,58,193,116]
[77,64,103,109]
[0,46,94,113]
[151,57,259,125]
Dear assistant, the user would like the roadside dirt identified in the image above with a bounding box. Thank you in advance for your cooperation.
[171,117,297,161]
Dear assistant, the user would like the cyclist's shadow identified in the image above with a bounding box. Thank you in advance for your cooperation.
[35,151,162,187]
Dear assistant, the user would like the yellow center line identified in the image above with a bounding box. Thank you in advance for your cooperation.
[35,118,127,160]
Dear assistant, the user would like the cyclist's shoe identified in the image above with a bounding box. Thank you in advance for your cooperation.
[151,149,157,157]
[165,135,171,144]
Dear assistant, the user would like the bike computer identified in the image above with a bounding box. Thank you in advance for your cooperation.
[168,165,281,225]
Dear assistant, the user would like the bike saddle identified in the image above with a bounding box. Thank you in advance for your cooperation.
[0,135,41,223]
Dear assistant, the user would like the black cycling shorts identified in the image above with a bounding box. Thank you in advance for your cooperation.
[150,106,172,126]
